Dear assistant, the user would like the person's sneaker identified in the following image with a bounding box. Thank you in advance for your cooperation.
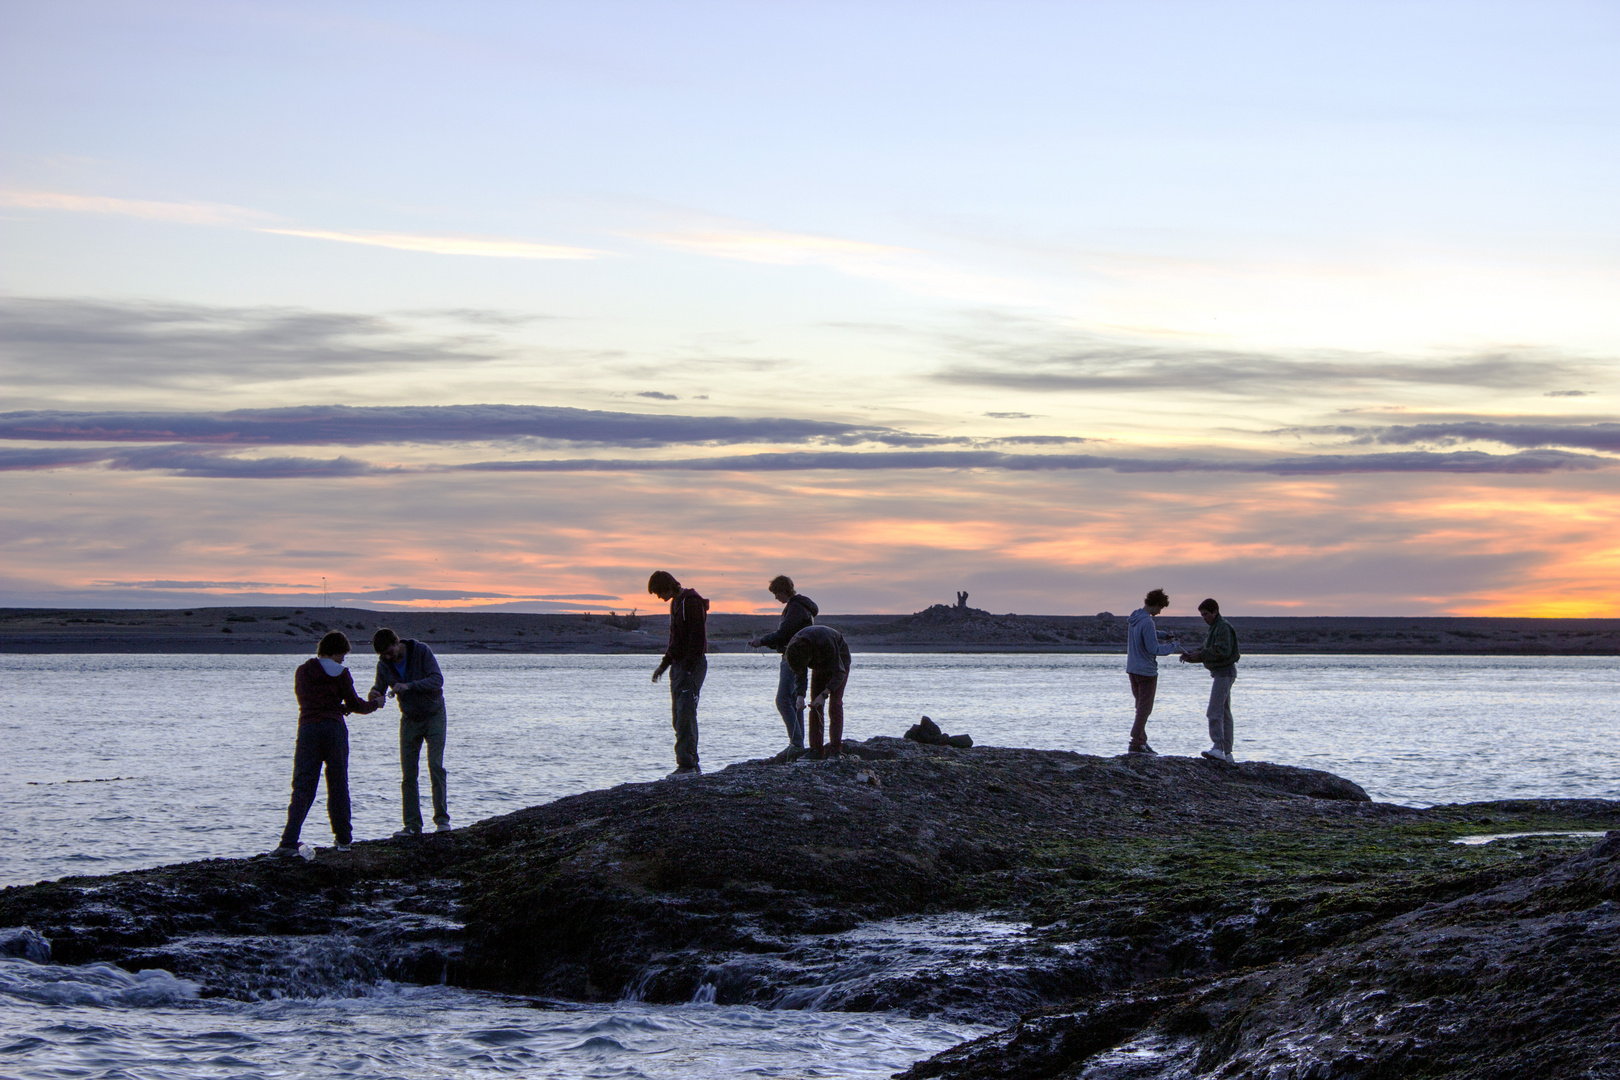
[334,842,351,852]
[435,823,453,834]
[270,845,300,858]
[1127,743,1157,756]
[667,766,701,779]
[392,828,421,840]
[1201,747,1229,763]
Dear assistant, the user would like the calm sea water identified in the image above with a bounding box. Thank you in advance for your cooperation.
[3,652,1617,1078]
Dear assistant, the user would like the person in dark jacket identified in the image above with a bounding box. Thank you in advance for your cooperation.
[1179,597,1241,763]
[785,624,851,760]
[273,632,380,856]
[369,628,450,836]
[749,574,819,756]
[649,570,709,776]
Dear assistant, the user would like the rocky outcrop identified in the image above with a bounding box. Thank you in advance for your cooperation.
[2,740,1617,1074]
[901,830,1620,1079]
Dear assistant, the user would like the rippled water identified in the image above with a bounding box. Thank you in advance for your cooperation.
[4,653,1616,888]
[0,959,980,1078]
[2,651,1616,1078]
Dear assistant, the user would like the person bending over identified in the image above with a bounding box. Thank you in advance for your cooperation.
[649,570,709,777]
[785,624,851,761]
[1124,588,1178,755]
[274,632,380,856]
[748,574,819,757]
[369,627,450,837]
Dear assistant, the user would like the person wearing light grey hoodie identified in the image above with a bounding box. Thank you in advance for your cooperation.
[1124,588,1178,755]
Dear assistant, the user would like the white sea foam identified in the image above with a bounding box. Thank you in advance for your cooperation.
[0,957,200,1007]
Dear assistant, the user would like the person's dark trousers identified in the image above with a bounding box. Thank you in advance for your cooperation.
[280,720,350,848]
[774,655,806,749]
[670,655,706,769]
[1128,673,1158,746]
[807,668,848,759]
[400,705,449,832]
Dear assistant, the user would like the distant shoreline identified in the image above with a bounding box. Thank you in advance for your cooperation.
[2,605,1617,656]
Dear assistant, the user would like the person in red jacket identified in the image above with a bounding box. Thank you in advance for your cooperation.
[272,632,381,856]
[649,570,708,777]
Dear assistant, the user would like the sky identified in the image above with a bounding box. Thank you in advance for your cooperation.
[2,0,1617,617]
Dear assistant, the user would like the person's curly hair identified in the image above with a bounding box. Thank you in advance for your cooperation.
[1144,588,1170,608]
[318,631,352,657]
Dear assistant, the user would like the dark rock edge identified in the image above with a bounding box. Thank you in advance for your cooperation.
[3,737,1618,1078]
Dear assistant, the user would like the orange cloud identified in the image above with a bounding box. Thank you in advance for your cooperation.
[2,467,1616,617]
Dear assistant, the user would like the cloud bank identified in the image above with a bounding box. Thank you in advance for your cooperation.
[936,338,1593,396]
[0,405,933,449]
[9,444,1602,479]
[0,297,500,387]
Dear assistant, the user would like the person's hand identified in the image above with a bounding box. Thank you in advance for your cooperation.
[652,665,665,683]
[391,682,408,694]
[794,695,806,712]
[811,690,829,709]
[748,636,763,648]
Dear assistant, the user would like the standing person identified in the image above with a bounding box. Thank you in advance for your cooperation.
[785,624,851,761]
[649,570,709,777]
[369,628,451,836]
[748,574,819,758]
[1125,588,1178,755]
[1180,598,1241,763]
[273,632,380,856]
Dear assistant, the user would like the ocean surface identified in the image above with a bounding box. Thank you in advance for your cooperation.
[3,652,1618,1078]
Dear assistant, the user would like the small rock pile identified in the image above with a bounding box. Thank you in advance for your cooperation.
[904,715,973,748]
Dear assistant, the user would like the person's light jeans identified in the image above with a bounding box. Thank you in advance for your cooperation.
[1207,673,1236,755]
[774,655,805,749]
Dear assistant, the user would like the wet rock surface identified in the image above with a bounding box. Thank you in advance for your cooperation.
[3,739,1618,1075]
[901,831,1620,1079]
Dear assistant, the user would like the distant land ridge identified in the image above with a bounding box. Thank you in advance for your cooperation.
[1,606,1616,655]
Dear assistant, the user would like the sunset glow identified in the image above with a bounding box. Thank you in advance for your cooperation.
[2,3,1616,616]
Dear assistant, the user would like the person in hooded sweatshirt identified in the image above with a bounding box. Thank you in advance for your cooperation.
[1124,588,1179,756]
[749,574,819,758]
[649,570,709,776]
[273,632,381,856]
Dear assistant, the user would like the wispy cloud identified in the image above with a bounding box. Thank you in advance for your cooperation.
[934,333,1593,396]
[0,297,501,387]
[0,447,115,471]
[0,404,936,448]
[1371,422,1620,453]
[94,579,320,590]
[460,448,1610,476]
[1270,421,1620,454]
[2,188,599,259]
[258,227,598,260]
[0,188,265,226]
[0,444,383,478]
[9,442,1605,478]
[104,447,383,479]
